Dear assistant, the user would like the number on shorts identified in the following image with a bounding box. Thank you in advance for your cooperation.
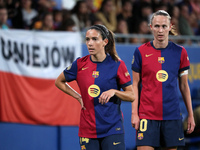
[140,119,147,132]
[80,137,89,144]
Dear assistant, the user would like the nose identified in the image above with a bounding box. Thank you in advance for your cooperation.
[87,39,93,45]
[158,27,163,32]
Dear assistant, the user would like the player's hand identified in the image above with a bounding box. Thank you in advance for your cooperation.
[186,115,195,134]
[131,114,140,130]
[99,89,115,105]
[77,97,86,110]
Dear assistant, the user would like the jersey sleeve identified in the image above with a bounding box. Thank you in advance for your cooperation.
[179,47,190,73]
[131,47,142,73]
[117,60,132,88]
[63,58,79,82]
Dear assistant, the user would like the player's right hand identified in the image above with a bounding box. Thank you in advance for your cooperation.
[131,114,140,130]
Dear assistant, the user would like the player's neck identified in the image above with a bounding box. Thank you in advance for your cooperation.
[153,40,168,49]
[91,53,107,62]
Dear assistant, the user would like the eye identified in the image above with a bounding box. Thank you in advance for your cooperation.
[154,25,159,28]
[162,25,167,28]
[92,37,97,41]
[85,37,89,41]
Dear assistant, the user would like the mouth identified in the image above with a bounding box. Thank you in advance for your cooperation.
[158,35,164,38]
[88,48,95,52]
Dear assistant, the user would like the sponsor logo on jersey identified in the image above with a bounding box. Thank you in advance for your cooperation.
[92,71,99,78]
[156,70,168,82]
[81,145,86,150]
[138,133,144,140]
[158,57,165,64]
[88,84,100,97]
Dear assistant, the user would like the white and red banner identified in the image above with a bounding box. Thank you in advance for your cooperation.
[0,30,82,125]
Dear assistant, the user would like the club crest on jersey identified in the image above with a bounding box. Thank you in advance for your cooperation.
[138,133,144,140]
[158,57,165,64]
[81,145,86,150]
[156,70,168,82]
[92,71,99,78]
[88,84,100,97]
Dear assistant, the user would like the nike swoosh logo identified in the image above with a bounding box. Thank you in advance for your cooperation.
[179,138,184,141]
[82,67,89,70]
[113,142,121,145]
[145,54,153,57]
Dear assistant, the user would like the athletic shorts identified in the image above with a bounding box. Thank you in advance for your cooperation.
[136,119,185,148]
[79,134,125,150]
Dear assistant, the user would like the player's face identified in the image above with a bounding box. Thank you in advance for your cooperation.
[85,29,107,56]
[150,15,171,43]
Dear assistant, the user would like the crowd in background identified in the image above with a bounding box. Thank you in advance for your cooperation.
[0,0,200,43]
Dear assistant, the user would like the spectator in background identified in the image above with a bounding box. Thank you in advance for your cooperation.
[169,5,181,36]
[115,18,129,43]
[71,0,91,32]
[4,0,20,27]
[37,0,56,12]
[178,4,194,35]
[11,0,38,29]
[0,5,9,29]
[53,9,62,30]
[91,16,103,25]
[131,19,151,44]
[58,17,77,32]
[39,12,54,31]
[117,0,134,34]
[95,0,117,32]
[190,0,200,21]
[85,0,98,13]
[131,2,153,33]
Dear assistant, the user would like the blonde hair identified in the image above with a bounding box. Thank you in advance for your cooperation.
[150,10,178,36]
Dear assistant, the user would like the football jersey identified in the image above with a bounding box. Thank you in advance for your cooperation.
[131,41,190,120]
[63,54,132,138]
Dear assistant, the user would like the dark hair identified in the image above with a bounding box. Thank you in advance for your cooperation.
[150,10,178,36]
[99,0,112,12]
[89,24,119,61]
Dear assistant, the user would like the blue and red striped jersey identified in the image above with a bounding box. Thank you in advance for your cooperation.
[63,54,132,138]
[131,41,190,120]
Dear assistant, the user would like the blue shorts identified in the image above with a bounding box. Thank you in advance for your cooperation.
[136,119,185,147]
[79,134,125,150]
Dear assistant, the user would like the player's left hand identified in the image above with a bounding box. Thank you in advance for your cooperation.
[99,89,115,105]
[187,115,195,134]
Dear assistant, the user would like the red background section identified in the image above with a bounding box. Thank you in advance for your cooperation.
[0,71,81,126]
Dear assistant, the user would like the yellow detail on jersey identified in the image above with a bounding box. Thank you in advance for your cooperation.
[132,55,135,64]
[125,72,130,77]
[158,57,165,64]
[88,84,100,97]
[113,142,121,145]
[92,71,99,78]
[156,70,168,82]
[145,54,153,57]
[67,65,72,70]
